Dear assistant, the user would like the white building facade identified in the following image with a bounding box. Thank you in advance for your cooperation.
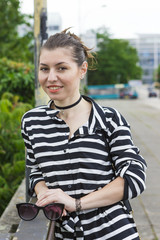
[128,34,160,84]
[47,12,62,37]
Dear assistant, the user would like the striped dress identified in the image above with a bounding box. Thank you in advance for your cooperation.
[21,96,147,240]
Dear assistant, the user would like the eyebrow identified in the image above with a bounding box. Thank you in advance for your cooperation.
[39,63,48,66]
[40,62,69,66]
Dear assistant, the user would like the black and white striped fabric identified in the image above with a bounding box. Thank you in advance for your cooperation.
[21,96,147,239]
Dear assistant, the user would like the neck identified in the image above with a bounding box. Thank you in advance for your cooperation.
[54,95,82,111]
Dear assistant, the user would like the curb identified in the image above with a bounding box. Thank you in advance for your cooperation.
[0,179,25,235]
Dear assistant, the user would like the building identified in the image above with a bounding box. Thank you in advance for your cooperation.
[47,12,62,36]
[81,30,97,51]
[128,34,160,84]
[81,32,160,84]
[18,12,61,38]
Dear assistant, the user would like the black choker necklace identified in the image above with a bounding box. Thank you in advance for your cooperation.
[54,96,82,110]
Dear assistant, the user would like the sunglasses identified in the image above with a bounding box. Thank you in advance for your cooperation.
[16,203,64,221]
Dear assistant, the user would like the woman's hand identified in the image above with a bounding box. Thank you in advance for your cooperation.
[36,188,76,215]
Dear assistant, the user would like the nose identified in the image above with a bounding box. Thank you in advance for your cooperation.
[48,69,58,81]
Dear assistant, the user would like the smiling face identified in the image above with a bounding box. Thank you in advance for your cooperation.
[38,47,87,105]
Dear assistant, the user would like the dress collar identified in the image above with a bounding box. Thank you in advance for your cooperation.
[45,96,108,132]
[83,95,107,132]
[45,99,60,118]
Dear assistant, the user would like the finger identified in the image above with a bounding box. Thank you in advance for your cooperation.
[36,198,50,206]
[37,190,52,200]
[36,193,58,206]
[62,209,67,217]
[37,191,54,204]
[36,196,50,206]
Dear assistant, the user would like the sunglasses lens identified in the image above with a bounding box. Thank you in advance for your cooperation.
[44,204,63,220]
[18,204,38,221]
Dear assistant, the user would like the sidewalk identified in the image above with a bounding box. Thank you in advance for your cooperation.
[136,84,160,110]
[0,179,25,236]
[131,87,160,240]
[98,90,160,240]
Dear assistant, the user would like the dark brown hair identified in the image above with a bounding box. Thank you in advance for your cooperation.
[40,28,96,70]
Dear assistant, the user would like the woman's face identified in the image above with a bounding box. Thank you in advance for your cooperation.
[38,47,87,103]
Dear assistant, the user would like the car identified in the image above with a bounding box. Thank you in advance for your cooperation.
[148,91,157,97]
[119,88,138,99]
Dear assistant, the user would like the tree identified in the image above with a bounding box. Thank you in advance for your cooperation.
[88,29,142,85]
[153,64,160,90]
[0,0,34,62]
[0,58,35,104]
[0,1,34,215]
[156,65,160,84]
[0,92,32,215]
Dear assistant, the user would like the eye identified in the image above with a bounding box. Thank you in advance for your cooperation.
[58,67,67,71]
[40,67,49,72]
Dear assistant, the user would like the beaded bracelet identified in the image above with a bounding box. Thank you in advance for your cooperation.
[75,198,82,212]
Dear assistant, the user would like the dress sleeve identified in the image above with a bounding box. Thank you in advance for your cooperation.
[21,116,45,196]
[107,108,147,200]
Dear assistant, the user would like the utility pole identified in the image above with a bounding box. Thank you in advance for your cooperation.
[34,0,48,106]
[26,0,48,203]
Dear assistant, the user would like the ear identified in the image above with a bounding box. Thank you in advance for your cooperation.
[80,61,88,79]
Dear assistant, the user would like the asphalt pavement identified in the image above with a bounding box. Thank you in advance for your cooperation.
[97,85,160,240]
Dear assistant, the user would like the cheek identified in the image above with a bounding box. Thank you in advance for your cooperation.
[65,77,80,88]
[38,72,45,85]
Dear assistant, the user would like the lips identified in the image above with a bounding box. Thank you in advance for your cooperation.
[49,86,61,90]
[47,85,63,93]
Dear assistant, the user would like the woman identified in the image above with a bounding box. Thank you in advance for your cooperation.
[21,28,147,239]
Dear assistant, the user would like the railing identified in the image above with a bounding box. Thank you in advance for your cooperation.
[0,178,55,240]
[13,198,55,240]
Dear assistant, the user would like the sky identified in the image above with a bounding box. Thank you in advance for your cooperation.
[20,0,160,39]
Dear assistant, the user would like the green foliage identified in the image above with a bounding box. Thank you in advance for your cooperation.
[88,28,142,85]
[0,0,34,216]
[157,65,160,84]
[0,0,24,41]
[153,65,160,89]
[0,58,35,105]
[0,0,34,62]
[0,92,32,216]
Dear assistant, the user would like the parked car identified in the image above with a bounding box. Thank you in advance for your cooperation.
[119,88,138,99]
[148,91,157,97]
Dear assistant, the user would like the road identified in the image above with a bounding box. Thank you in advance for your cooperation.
[97,94,160,240]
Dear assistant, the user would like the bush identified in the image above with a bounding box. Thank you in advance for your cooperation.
[0,58,35,105]
[0,92,32,216]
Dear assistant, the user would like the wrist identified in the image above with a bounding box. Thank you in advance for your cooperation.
[35,181,48,198]
[75,198,82,212]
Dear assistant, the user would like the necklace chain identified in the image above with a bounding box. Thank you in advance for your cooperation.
[54,95,82,110]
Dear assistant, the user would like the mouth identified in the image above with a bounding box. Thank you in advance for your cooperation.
[47,85,63,93]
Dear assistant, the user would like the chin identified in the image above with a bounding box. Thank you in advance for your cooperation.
[49,95,65,102]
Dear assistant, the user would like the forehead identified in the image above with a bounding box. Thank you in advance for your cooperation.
[40,47,74,63]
